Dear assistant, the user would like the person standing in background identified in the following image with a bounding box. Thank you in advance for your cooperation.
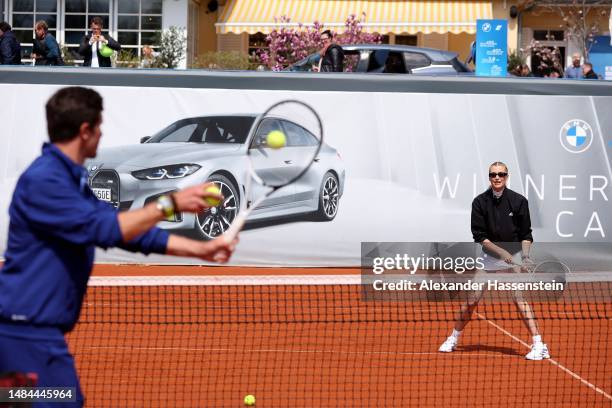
[78,17,121,67]
[582,62,599,79]
[32,20,62,66]
[0,22,22,65]
[140,45,159,68]
[465,40,476,67]
[564,53,582,79]
[317,30,344,72]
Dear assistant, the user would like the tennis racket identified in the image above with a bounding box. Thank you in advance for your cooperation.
[511,259,569,300]
[511,259,569,275]
[223,99,323,243]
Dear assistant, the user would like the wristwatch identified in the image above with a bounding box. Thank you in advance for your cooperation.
[156,195,175,219]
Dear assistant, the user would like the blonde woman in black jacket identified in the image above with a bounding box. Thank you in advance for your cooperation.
[438,161,550,361]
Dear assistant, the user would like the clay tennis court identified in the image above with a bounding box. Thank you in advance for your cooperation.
[66,265,611,407]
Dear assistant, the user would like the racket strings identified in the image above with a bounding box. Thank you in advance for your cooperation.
[248,101,323,188]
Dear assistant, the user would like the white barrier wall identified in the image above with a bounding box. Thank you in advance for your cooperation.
[0,80,611,266]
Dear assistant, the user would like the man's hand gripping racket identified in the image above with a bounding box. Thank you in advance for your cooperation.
[223,99,323,243]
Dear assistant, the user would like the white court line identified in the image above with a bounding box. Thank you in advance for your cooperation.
[87,271,612,286]
[87,275,362,286]
[476,312,612,401]
[80,345,513,359]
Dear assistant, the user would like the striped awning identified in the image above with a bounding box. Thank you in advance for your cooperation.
[216,0,493,35]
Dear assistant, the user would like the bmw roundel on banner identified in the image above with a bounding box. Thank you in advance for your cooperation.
[559,119,594,153]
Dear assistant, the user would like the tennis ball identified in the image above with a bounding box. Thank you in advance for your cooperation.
[99,44,114,57]
[204,185,221,207]
[266,130,286,149]
[244,395,256,406]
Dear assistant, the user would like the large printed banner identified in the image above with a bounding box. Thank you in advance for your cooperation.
[0,84,611,266]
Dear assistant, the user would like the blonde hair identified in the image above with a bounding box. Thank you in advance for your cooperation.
[489,161,508,172]
[35,20,48,32]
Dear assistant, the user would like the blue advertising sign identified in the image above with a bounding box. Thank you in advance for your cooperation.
[589,35,612,80]
[475,19,508,77]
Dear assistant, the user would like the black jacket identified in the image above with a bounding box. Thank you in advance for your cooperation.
[471,188,533,253]
[78,33,121,67]
[583,70,598,80]
[0,31,22,65]
[320,44,344,72]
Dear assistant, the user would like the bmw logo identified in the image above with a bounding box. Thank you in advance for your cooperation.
[482,23,491,32]
[559,119,593,153]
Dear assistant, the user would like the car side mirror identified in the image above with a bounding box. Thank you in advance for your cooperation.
[140,136,151,143]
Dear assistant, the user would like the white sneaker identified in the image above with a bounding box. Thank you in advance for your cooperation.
[525,343,550,360]
[438,336,458,353]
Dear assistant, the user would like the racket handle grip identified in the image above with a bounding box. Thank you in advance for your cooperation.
[224,212,247,243]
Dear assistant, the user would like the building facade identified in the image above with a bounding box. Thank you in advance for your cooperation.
[205,0,611,71]
[0,0,192,66]
[1,1,610,71]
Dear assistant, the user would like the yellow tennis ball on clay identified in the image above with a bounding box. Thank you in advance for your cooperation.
[204,185,221,206]
[266,130,286,149]
[244,395,256,406]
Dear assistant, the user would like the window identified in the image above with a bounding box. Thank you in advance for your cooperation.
[282,121,318,147]
[252,118,283,148]
[395,35,417,46]
[342,50,360,72]
[202,117,253,144]
[248,33,266,58]
[11,0,59,61]
[118,0,162,58]
[531,46,566,77]
[403,52,430,70]
[367,50,389,72]
[533,30,564,42]
[203,123,245,143]
[383,52,407,73]
[530,29,566,75]
[6,0,164,64]
[157,123,199,143]
[366,50,410,74]
[64,0,111,61]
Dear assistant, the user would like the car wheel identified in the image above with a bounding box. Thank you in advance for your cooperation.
[195,174,240,240]
[314,172,339,221]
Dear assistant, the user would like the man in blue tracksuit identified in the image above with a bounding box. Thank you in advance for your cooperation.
[0,87,237,406]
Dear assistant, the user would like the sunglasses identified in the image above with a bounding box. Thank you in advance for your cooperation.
[489,172,508,178]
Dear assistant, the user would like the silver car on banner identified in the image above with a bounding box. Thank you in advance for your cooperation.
[86,115,345,239]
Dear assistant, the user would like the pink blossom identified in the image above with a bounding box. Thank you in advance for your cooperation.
[256,13,381,70]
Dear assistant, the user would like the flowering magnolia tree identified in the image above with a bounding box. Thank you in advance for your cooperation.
[549,1,610,61]
[509,39,564,77]
[257,13,382,71]
[530,39,564,76]
[516,0,611,61]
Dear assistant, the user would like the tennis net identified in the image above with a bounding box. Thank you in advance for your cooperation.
[67,273,611,407]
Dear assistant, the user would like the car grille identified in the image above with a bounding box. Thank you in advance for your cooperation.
[89,170,120,209]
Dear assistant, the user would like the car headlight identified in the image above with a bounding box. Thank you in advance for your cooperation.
[131,164,201,180]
